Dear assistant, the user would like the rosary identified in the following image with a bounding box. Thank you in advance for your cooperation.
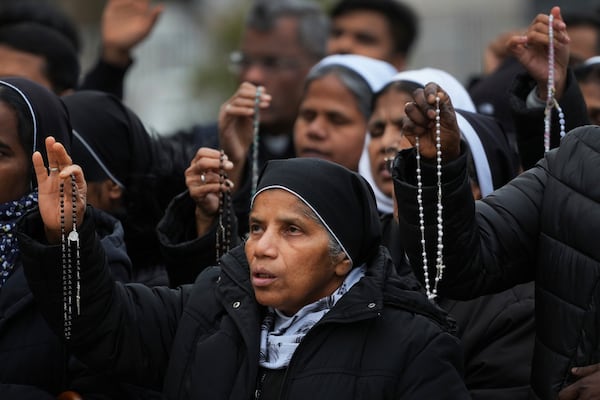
[60,173,80,340]
[216,87,260,262]
[543,13,566,153]
[216,150,232,262]
[414,96,445,300]
[251,87,262,197]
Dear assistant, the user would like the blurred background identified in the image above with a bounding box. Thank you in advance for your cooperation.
[51,0,598,134]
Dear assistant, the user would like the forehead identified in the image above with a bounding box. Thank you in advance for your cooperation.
[302,74,358,106]
[0,101,22,143]
[241,17,306,56]
[252,188,311,217]
[332,10,391,36]
[373,88,412,113]
[0,45,50,89]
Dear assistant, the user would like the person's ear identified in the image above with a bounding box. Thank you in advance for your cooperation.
[105,180,123,200]
[334,256,352,277]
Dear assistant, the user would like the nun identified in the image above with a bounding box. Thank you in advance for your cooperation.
[359,66,519,216]
[64,90,190,286]
[0,78,130,398]
[17,150,470,399]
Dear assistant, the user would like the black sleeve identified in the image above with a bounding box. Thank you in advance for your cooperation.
[78,57,131,100]
[510,69,590,170]
[16,207,189,386]
[158,191,240,287]
[442,283,535,399]
[393,144,543,300]
[0,384,56,400]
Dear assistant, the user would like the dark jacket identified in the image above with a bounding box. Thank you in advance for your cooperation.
[162,187,534,398]
[393,125,600,399]
[17,208,469,400]
[438,284,534,400]
[383,210,535,400]
[79,58,129,100]
[156,190,236,287]
[1,208,130,399]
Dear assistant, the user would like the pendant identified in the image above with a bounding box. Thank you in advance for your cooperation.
[68,230,79,243]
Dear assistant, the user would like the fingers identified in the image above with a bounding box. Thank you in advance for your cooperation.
[43,136,73,172]
[551,6,562,22]
[189,147,234,172]
[150,4,165,23]
[32,151,48,185]
[526,10,569,47]
[558,366,600,400]
[506,35,528,57]
[402,84,451,137]
[222,83,271,116]
[186,148,235,198]
[572,363,600,377]
[557,383,577,400]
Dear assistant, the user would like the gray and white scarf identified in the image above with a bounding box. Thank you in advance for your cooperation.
[258,265,366,369]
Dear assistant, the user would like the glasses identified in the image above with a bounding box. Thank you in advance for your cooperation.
[228,51,304,74]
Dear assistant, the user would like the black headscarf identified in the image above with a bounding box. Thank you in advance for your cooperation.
[63,90,154,189]
[0,77,72,188]
[252,157,381,267]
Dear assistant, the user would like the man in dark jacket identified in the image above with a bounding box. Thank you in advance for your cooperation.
[18,152,470,399]
[393,7,600,399]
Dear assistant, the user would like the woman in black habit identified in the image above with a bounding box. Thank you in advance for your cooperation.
[17,143,470,399]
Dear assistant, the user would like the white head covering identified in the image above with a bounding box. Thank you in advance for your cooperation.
[309,54,398,93]
[359,67,494,213]
[583,55,600,66]
[390,67,476,112]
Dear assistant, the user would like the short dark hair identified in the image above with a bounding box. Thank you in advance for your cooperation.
[563,10,600,55]
[0,0,80,52]
[0,22,80,93]
[329,0,419,57]
[246,0,329,60]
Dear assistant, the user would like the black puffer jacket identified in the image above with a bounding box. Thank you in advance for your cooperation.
[17,209,469,400]
[1,208,130,399]
[393,125,600,399]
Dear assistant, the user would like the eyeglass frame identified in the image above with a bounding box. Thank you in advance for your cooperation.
[228,51,307,74]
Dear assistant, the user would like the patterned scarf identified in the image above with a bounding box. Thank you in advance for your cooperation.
[0,192,38,288]
[258,265,366,369]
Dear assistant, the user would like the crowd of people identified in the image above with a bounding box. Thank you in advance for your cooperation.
[1,0,600,399]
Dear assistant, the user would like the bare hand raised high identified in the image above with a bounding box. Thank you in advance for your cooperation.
[32,137,87,244]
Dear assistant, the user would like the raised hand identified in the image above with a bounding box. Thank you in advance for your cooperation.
[218,82,271,187]
[507,6,570,100]
[101,0,165,66]
[401,83,461,163]
[185,147,234,237]
[32,137,87,244]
